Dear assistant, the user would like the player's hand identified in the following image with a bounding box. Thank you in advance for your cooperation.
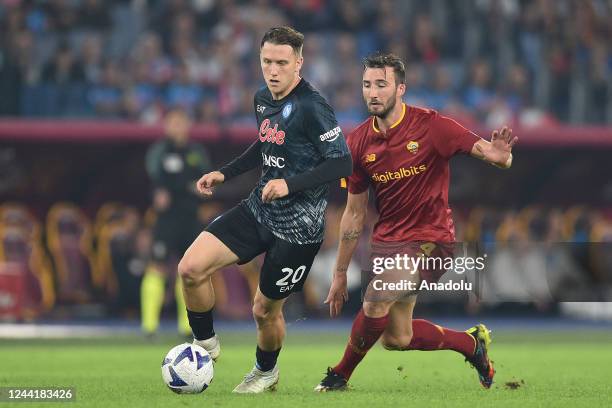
[488,126,518,165]
[325,274,348,318]
[196,171,225,196]
[261,179,289,203]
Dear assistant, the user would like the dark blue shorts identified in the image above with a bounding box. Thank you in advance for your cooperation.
[205,203,322,300]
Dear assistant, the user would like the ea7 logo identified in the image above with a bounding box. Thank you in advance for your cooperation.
[319,126,342,142]
[257,105,266,113]
[262,153,285,168]
[259,119,285,145]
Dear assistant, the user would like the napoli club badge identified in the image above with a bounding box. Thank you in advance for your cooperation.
[282,103,293,119]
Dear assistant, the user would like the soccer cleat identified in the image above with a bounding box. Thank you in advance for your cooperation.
[314,367,348,392]
[465,323,495,389]
[232,365,279,394]
[193,334,221,362]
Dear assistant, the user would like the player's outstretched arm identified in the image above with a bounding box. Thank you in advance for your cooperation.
[197,141,262,197]
[220,140,262,180]
[325,190,369,318]
[471,126,518,169]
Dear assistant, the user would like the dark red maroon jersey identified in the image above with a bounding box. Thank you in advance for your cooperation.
[345,104,480,243]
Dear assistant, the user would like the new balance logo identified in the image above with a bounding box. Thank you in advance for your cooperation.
[319,126,342,142]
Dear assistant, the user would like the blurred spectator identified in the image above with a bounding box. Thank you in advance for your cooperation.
[80,34,103,83]
[217,66,248,120]
[78,0,111,31]
[547,42,572,122]
[375,6,406,55]
[170,35,203,81]
[462,60,495,120]
[149,0,193,47]
[88,60,122,117]
[121,62,159,121]
[330,0,363,33]
[0,33,26,115]
[404,64,430,107]
[41,43,85,85]
[302,34,333,90]
[44,0,77,33]
[165,62,203,115]
[586,42,611,123]
[333,84,364,124]
[409,14,440,64]
[232,91,257,126]
[1,5,25,39]
[38,43,87,117]
[282,0,327,32]
[502,64,531,115]
[132,32,173,85]
[427,65,455,111]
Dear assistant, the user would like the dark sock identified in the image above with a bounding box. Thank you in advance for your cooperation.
[186,309,215,341]
[255,346,281,372]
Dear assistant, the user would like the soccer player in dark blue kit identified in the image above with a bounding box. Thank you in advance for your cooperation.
[178,26,352,393]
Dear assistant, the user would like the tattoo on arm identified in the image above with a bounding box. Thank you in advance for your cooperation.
[336,266,348,272]
[341,230,361,242]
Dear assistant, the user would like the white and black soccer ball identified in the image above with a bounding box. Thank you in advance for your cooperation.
[161,343,214,394]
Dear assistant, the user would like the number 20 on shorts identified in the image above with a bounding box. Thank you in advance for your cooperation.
[276,265,307,293]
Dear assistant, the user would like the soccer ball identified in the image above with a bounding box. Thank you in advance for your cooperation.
[161,343,214,394]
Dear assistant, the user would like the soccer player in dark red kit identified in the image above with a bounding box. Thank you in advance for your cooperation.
[315,53,517,391]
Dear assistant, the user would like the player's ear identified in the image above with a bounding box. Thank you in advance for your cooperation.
[295,56,304,73]
[397,83,406,97]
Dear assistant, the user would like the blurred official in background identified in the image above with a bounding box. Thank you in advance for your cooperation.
[141,108,211,337]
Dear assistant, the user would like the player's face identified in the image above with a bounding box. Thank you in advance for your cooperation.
[260,42,303,99]
[362,67,404,119]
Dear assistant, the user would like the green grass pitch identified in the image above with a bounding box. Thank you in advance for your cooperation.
[1,330,611,407]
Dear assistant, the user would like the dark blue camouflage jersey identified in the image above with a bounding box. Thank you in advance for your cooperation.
[244,79,350,244]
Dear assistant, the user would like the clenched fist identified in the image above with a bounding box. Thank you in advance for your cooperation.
[261,179,289,203]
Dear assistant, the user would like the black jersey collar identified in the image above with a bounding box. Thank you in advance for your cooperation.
[266,78,306,105]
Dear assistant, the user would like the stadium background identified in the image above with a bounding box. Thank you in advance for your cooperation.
[0,1,611,406]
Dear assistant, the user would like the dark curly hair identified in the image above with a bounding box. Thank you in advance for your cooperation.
[363,52,406,85]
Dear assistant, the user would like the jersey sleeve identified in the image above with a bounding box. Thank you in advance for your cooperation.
[218,141,262,181]
[345,132,370,194]
[428,112,481,159]
[303,96,350,159]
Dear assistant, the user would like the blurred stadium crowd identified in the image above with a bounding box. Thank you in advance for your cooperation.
[1,0,611,125]
[1,200,611,321]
